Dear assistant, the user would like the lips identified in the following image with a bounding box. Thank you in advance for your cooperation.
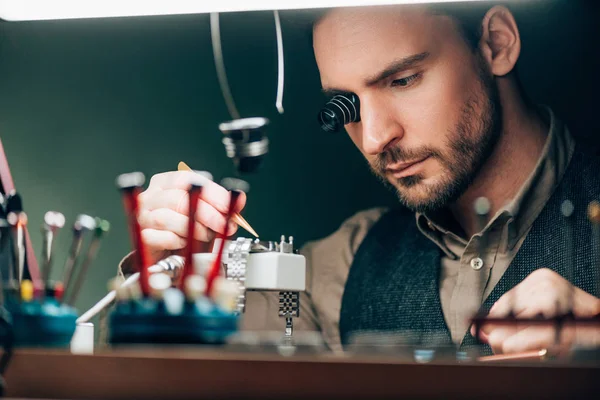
[385,156,429,179]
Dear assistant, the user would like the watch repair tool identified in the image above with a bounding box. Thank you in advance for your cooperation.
[179,183,203,289]
[224,235,306,337]
[0,139,40,283]
[116,172,151,297]
[211,11,287,174]
[65,219,110,306]
[40,211,66,291]
[108,253,239,345]
[318,93,361,133]
[206,178,248,297]
[77,255,185,324]
[219,118,270,174]
[5,193,27,287]
[62,215,96,290]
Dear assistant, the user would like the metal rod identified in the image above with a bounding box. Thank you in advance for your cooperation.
[116,172,150,297]
[63,215,96,291]
[66,219,109,306]
[7,210,27,292]
[40,211,65,291]
[179,183,202,288]
[15,222,24,283]
[206,189,241,297]
[478,348,548,363]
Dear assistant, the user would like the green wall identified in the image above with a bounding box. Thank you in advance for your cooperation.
[0,1,598,318]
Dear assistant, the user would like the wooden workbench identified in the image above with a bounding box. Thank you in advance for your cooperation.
[4,348,599,399]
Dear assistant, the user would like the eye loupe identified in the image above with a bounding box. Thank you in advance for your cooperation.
[318,93,360,132]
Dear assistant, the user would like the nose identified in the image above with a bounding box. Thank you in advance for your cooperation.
[359,95,404,156]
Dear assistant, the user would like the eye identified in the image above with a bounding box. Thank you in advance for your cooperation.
[391,73,421,88]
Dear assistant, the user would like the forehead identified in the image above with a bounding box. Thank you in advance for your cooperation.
[313,6,462,89]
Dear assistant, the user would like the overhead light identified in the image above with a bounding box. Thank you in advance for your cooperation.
[0,0,515,22]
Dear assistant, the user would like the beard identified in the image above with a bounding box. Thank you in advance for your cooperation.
[369,57,503,214]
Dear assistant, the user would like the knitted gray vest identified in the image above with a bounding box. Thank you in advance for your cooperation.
[339,145,600,353]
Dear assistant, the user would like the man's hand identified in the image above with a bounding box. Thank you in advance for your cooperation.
[137,171,246,263]
[471,268,600,354]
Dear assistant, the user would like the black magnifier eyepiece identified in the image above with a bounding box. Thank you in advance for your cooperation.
[318,93,360,132]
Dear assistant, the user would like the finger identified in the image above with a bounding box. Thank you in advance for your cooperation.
[486,326,519,354]
[141,229,186,251]
[146,171,213,191]
[145,172,247,214]
[572,287,600,316]
[510,277,598,318]
[501,325,562,354]
[515,292,563,319]
[140,188,242,235]
[488,289,518,318]
[486,292,559,337]
[470,324,490,343]
[139,188,188,214]
[138,208,217,242]
[489,269,566,318]
[196,200,240,235]
[140,187,247,218]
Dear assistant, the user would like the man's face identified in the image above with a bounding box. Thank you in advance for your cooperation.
[313,6,502,213]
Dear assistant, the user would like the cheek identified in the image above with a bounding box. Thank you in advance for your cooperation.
[390,65,478,149]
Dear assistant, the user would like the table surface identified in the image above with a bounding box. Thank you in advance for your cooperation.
[4,347,600,399]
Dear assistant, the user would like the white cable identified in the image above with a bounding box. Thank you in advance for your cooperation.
[274,10,284,114]
[210,12,241,121]
[76,263,164,323]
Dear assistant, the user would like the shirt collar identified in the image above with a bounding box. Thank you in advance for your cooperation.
[416,106,575,254]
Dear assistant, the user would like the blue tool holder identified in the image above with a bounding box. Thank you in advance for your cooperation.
[0,299,77,348]
[109,296,239,345]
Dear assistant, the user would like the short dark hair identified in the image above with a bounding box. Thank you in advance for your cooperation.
[426,3,491,50]
[306,2,506,51]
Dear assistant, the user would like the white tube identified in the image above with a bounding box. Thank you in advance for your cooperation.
[70,322,94,354]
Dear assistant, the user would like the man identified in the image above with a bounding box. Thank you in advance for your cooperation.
[130,4,600,354]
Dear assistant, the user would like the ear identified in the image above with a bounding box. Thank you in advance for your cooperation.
[479,6,521,77]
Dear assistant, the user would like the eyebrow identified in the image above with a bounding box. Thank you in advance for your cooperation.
[365,52,430,87]
[321,51,430,97]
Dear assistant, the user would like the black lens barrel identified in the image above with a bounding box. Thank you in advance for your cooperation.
[318,93,360,132]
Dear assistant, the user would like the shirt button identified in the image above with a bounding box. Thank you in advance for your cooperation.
[470,257,484,270]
